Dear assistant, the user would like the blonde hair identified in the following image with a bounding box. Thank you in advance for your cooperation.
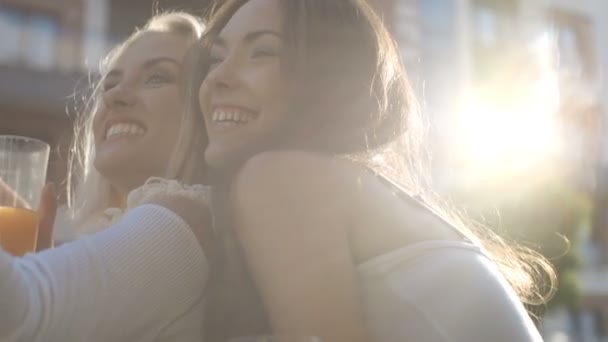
[67,12,206,231]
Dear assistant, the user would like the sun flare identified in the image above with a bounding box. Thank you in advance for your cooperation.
[451,34,561,183]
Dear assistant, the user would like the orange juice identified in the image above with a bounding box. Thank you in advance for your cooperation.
[0,206,39,256]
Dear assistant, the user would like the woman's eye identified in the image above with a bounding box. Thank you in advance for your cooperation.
[102,81,117,92]
[145,73,173,85]
[251,48,278,58]
[209,55,224,68]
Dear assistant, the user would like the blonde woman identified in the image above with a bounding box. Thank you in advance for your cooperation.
[67,11,207,234]
[0,12,213,342]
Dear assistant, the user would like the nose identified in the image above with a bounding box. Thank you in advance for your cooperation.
[208,55,239,91]
[102,84,137,109]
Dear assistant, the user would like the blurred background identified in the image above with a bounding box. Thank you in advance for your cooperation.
[0,0,605,340]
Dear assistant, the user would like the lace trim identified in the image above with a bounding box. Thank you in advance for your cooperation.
[126,177,210,210]
[84,178,210,234]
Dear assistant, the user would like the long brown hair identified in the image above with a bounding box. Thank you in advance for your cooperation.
[191,0,556,339]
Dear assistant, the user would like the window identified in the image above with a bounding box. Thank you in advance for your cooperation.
[474,5,502,47]
[471,0,517,80]
[420,0,456,55]
[25,14,58,69]
[550,11,595,81]
[418,0,458,108]
[0,6,59,70]
[0,8,23,64]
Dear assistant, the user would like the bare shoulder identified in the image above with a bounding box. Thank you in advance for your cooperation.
[229,151,374,342]
[230,150,361,232]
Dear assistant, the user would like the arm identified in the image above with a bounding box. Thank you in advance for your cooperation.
[0,203,209,342]
[230,151,371,342]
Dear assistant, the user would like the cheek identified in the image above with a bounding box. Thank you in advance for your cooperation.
[261,74,288,120]
[247,64,285,108]
[91,106,105,140]
[149,91,183,122]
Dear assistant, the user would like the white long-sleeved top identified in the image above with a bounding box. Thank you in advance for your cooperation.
[0,204,208,342]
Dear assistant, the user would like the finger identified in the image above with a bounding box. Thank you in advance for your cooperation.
[36,183,57,251]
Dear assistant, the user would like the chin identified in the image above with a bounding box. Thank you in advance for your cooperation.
[94,143,138,172]
[94,156,160,194]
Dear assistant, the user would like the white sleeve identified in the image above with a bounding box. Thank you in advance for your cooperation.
[0,204,209,342]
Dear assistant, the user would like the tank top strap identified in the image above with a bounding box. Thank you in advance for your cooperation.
[363,165,473,244]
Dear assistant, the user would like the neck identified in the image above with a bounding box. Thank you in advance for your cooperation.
[106,169,165,196]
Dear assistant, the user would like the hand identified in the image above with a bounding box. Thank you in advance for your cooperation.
[36,183,57,251]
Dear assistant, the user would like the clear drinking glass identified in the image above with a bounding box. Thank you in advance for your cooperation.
[0,135,50,256]
[228,336,321,342]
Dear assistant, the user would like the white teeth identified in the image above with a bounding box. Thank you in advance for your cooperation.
[211,109,253,126]
[105,123,145,139]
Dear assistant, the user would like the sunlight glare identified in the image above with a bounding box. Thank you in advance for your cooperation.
[453,33,561,181]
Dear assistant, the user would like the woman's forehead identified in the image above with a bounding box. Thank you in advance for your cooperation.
[217,0,283,42]
[107,33,189,72]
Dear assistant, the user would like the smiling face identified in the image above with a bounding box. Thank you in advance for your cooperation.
[199,0,288,170]
[198,0,411,172]
[93,32,191,192]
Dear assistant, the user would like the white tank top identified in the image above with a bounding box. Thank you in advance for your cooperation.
[358,240,543,341]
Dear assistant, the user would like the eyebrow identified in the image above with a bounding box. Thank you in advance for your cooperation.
[105,57,181,79]
[213,30,283,47]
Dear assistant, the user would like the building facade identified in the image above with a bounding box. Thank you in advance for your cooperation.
[0,0,87,200]
[387,0,608,340]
